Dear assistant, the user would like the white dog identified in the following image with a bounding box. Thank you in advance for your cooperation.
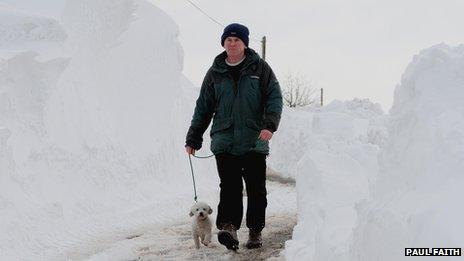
[189,201,213,249]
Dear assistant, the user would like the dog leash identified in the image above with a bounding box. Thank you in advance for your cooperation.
[187,154,198,202]
[191,154,214,159]
[188,153,214,202]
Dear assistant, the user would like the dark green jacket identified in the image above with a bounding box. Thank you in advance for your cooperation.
[186,48,283,155]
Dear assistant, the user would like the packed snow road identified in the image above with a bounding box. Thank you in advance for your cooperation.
[133,213,296,260]
[66,177,296,260]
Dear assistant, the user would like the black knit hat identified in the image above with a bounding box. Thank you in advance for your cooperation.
[221,23,249,47]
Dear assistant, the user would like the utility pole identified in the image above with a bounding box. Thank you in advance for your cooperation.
[261,36,266,61]
[320,88,324,106]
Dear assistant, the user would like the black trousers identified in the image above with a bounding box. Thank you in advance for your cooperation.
[215,152,267,232]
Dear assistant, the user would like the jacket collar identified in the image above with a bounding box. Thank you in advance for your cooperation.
[211,48,260,73]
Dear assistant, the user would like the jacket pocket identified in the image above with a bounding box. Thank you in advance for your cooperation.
[249,76,261,92]
[245,118,262,131]
[245,118,269,153]
[210,118,233,154]
[211,117,233,135]
[245,118,262,145]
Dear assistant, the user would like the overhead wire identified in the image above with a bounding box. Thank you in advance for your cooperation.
[185,0,224,28]
[184,0,263,44]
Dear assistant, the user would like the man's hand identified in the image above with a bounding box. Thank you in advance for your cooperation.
[185,146,196,155]
[258,129,273,141]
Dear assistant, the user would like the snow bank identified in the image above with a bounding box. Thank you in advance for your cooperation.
[279,99,385,260]
[0,3,66,59]
[269,98,386,179]
[0,1,217,260]
[351,44,464,261]
[0,11,65,44]
[284,44,464,260]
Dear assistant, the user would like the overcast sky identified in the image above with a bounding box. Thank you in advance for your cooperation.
[152,0,464,111]
[3,0,464,110]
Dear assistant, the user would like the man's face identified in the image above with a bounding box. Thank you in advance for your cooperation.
[224,36,246,57]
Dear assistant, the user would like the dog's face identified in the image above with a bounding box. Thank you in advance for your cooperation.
[189,202,213,220]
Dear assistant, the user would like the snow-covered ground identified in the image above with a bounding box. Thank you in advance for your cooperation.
[1,1,463,260]
[71,181,296,260]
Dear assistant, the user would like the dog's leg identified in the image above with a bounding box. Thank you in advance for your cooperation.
[193,232,200,249]
[203,232,211,246]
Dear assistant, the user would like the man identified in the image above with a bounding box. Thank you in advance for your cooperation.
[185,23,283,250]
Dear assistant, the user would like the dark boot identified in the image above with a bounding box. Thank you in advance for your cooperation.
[245,229,262,249]
[218,224,239,250]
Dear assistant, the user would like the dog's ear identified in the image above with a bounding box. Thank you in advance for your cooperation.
[189,211,194,217]
[208,207,213,215]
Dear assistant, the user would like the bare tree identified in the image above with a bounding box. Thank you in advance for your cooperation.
[282,73,318,107]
